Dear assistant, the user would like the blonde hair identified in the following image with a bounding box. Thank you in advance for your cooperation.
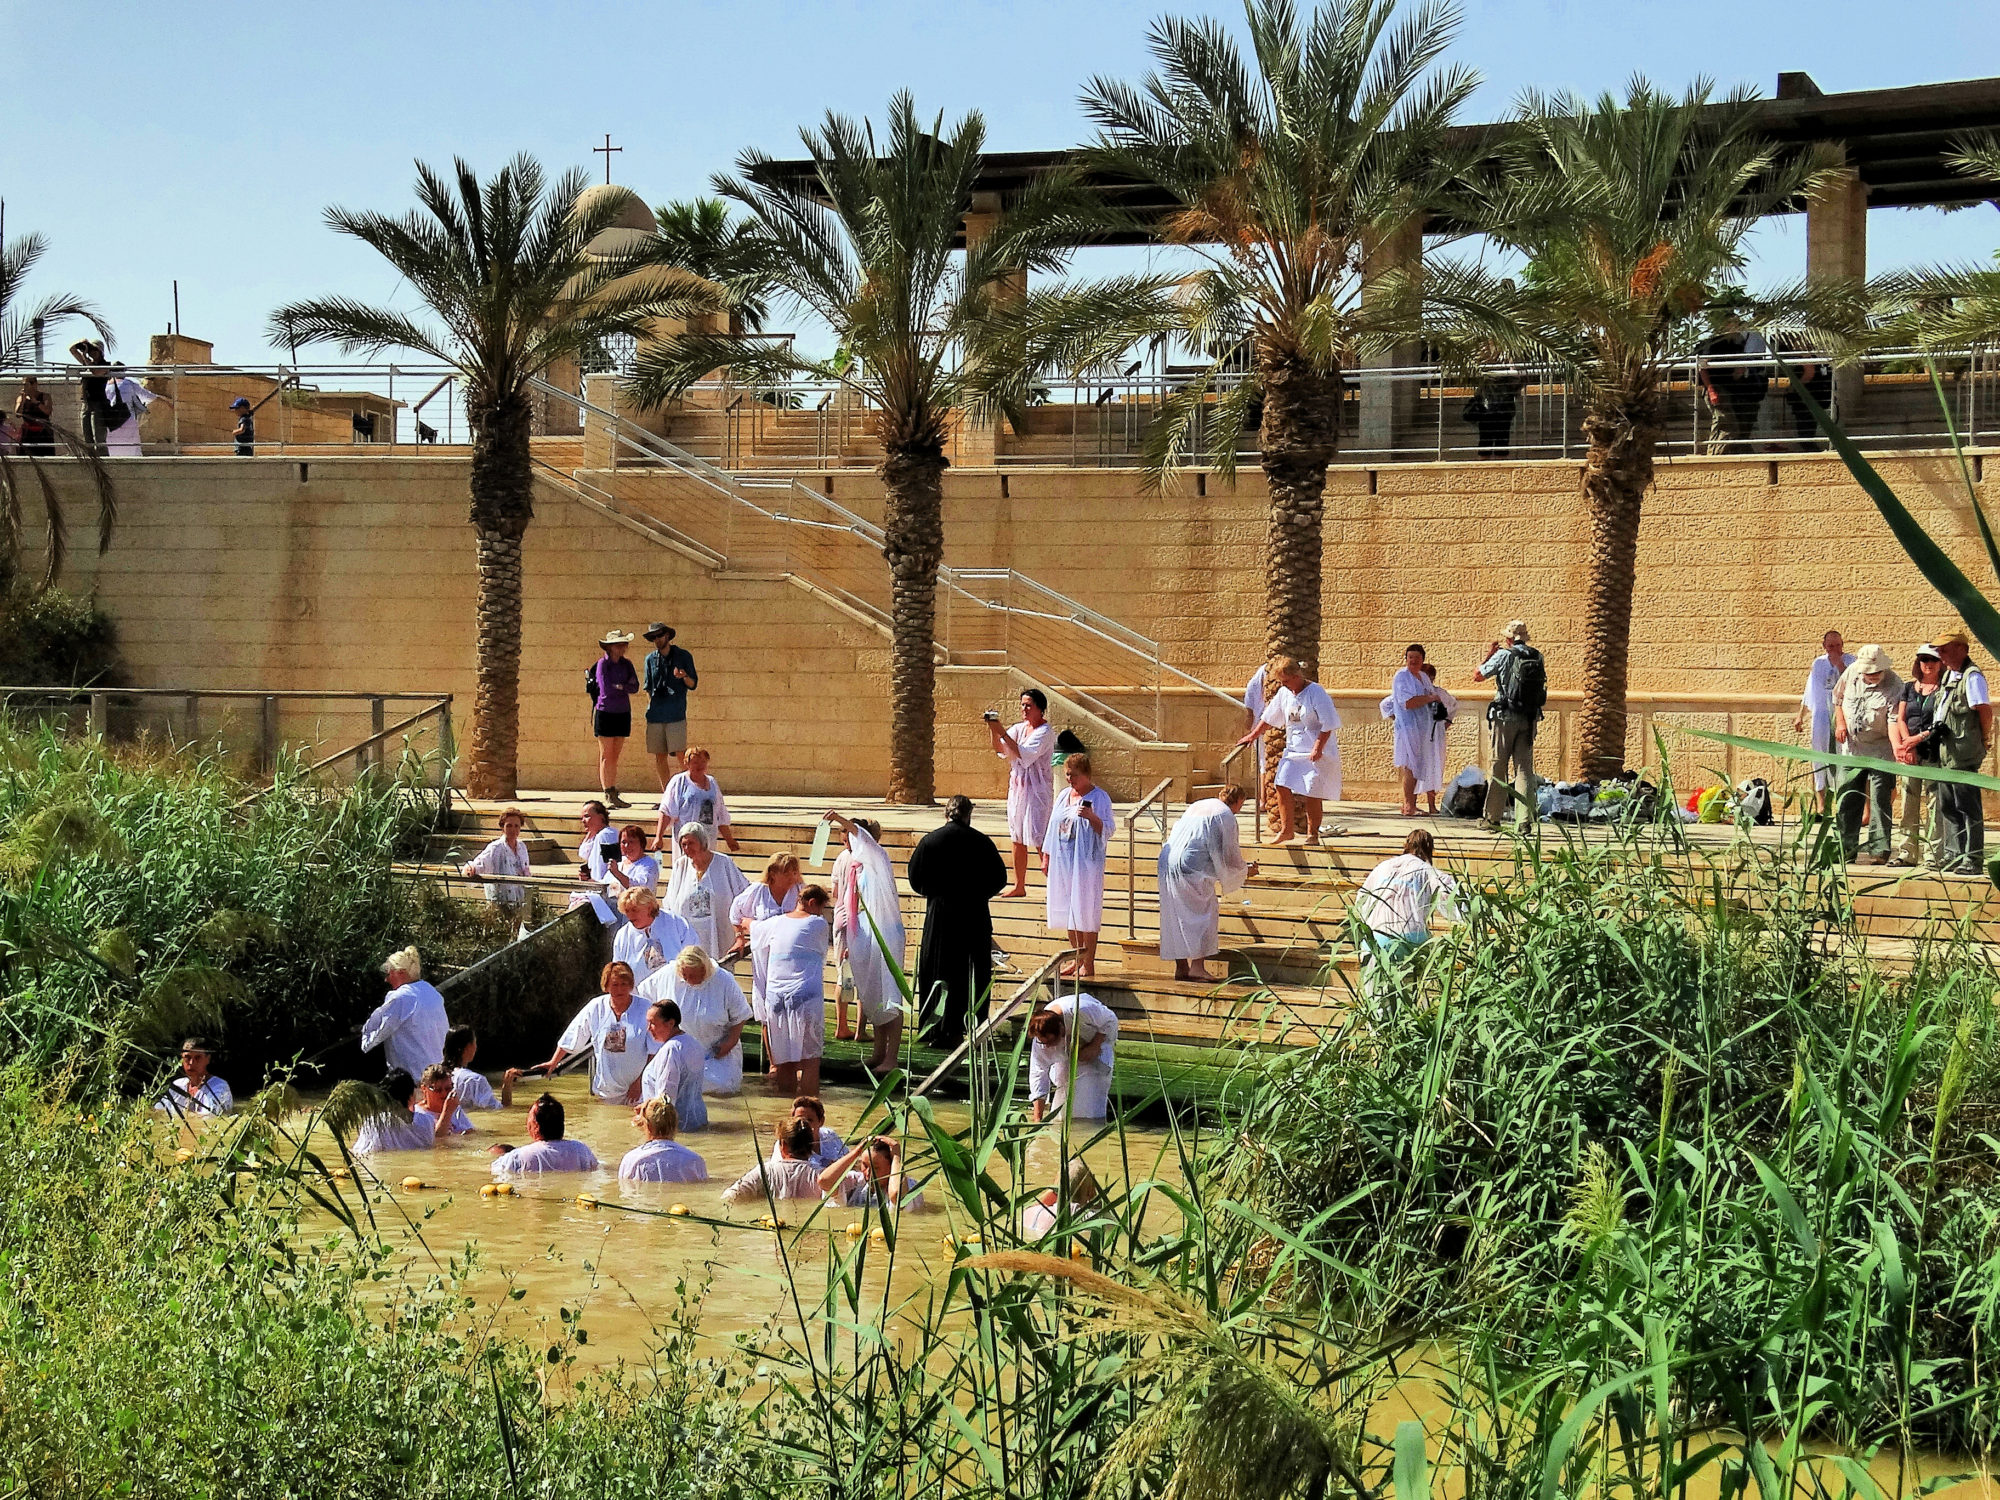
[1270,656,1301,679]
[764,853,800,883]
[383,945,422,979]
[641,1096,679,1139]
[674,945,715,984]
[618,886,660,917]
[685,745,711,763]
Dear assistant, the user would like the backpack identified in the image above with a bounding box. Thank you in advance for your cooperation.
[104,386,132,429]
[1733,778,1773,827]
[1938,667,1989,771]
[1445,774,1486,819]
[1490,645,1547,722]
[583,660,599,701]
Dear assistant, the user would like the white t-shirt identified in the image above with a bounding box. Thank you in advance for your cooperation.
[557,994,658,1100]
[413,1103,474,1136]
[156,1076,234,1117]
[768,1124,847,1173]
[660,773,730,835]
[491,1138,599,1174]
[720,1156,823,1204]
[639,1031,709,1130]
[355,1110,437,1154]
[360,980,451,1081]
[612,854,661,893]
[828,1170,924,1212]
[613,910,700,988]
[451,1067,500,1110]
[619,1138,709,1183]
[467,837,533,904]
[1259,682,1340,757]
[578,830,620,883]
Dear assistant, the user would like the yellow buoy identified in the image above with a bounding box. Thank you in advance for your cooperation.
[941,1234,956,1250]
[401,1176,426,1191]
[1071,1245,1090,1261]
[668,1202,690,1216]
[327,1166,351,1179]
[962,1234,984,1248]
[870,1227,887,1244]
[495,1182,515,1196]
[480,1183,500,1198]
[174,1147,195,1163]
[847,1222,865,1238]
[576,1194,597,1209]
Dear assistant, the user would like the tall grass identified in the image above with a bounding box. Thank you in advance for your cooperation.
[0,720,508,1087]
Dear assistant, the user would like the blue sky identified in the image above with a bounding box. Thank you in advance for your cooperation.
[4,0,1998,367]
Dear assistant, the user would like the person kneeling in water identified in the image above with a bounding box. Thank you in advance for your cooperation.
[489,1094,600,1174]
[619,1096,708,1183]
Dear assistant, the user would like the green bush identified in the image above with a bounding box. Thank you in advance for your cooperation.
[0,1071,761,1497]
[0,579,117,686]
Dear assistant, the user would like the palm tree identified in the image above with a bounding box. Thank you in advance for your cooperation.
[1873,133,2000,349]
[1081,0,1480,683]
[649,198,780,335]
[0,229,116,588]
[623,94,1163,804]
[1429,81,1842,777]
[272,156,719,798]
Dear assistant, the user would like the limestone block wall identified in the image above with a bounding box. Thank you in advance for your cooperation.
[25,446,1997,804]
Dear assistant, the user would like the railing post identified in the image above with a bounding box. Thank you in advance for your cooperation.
[184,693,199,748]
[259,695,278,777]
[89,692,108,740]
[1724,713,1737,787]
[370,696,385,774]
[439,698,456,822]
[1127,812,1137,940]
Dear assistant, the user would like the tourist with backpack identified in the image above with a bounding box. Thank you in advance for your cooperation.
[102,363,171,456]
[1473,621,1545,830]
[1931,627,1991,877]
[1831,644,1903,866]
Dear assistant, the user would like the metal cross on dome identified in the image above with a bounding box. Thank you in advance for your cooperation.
[592,134,622,184]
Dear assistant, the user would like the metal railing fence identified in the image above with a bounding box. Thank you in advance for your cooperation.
[528,376,1240,741]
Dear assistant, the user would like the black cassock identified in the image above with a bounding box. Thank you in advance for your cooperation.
[906,818,1009,1049]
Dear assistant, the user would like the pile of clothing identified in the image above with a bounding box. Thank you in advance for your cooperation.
[1441,766,1672,823]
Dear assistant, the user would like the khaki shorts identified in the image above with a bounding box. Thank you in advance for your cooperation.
[645,720,688,756]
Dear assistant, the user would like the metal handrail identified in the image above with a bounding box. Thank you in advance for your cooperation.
[1125,777,1177,939]
[912,946,1079,1099]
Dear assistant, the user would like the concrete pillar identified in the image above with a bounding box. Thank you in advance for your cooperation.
[1807,163,1868,420]
[958,191,1020,464]
[1358,217,1423,457]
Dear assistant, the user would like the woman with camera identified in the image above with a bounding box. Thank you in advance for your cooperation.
[986,690,1055,899]
[1382,644,1456,817]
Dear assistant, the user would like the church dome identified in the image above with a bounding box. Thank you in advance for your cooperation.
[572,184,656,257]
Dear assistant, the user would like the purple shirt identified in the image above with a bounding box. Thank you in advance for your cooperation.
[592,656,639,714]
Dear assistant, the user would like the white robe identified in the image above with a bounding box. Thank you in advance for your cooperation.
[1259,683,1341,800]
[1244,668,1268,780]
[360,980,450,1081]
[104,376,162,456]
[557,993,657,1101]
[1028,994,1119,1120]
[611,909,699,990]
[1801,653,1855,792]
[1354,853,1460,942]
[665,852,750,959]
[1004,722,1055,847]
[466,836,532,905]
[1380,669,1459,795]
[1044,785,1116,933]
[1156,799,1251,961]
[728,881,798,1019]
[833,827,905,1025]
[640,963,753,1096]
[754,913,830,1065]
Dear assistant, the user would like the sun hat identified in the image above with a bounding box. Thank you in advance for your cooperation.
[642,622,673,641]
[1933,626,1971,649]
[1854,644,1893,675]
[599,629,635,647]
[230,397,250,409]
[1503,619,1530,643]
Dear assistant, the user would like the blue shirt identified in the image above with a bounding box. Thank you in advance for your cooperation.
[644,646,698,724]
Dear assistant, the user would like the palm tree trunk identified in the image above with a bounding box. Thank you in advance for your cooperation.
[881,442,946,804]
[1258,354,1342,827]
[1576,387,1663,779]
[465,391,534,800]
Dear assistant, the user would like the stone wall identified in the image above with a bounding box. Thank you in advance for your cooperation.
[22,447,1995,802]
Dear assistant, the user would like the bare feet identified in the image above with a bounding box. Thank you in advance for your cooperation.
[1058,960,1080,977]
[1175,960,1215,982]
[835,1029,856,1042]
[1399,806,1418,818]
[1002,887,1028,899]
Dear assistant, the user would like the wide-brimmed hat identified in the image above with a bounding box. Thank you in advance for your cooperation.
[1933,626,1971,649]
[599,629,635,647]
[1502,619,1530,643]
[642,622,673,641]
[1854,644,1893,675]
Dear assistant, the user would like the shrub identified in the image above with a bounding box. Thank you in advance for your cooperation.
[0,578,117,686]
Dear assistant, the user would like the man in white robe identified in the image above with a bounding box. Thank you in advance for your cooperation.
[1156,786,1257,981]
[1792,629,1854,811]
[1380,645,1458,816]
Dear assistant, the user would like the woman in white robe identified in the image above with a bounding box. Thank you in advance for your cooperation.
[1380,646,1458,815]
[988,688,1054,897]
[1042,753,1116,979]
[611,886,699,990]
[1027,994,1120,1122]
[641,945,753,1097]
[664,822,750,960]
[1234,657,1340,843]
[728,854,801,1034]
[104,369,170,456]
[1156,787,1255,980]
[752,885,833,1098]
[823,811,906,1070]
[514,962,656,1104]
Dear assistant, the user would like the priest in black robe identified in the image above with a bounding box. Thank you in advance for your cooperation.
[907,795,1009,1049]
